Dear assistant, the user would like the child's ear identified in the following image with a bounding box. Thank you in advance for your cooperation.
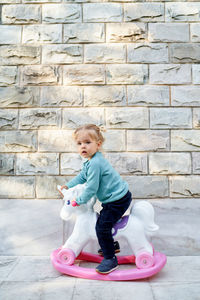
[97,141,102,148]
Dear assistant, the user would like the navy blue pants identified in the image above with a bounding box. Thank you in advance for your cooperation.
[95,191,132,259]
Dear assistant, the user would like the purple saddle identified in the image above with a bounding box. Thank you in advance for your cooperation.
[112,215,129,237]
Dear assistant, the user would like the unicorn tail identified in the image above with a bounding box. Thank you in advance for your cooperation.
[131,201,159,234]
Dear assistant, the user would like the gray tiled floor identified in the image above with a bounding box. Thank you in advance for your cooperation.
[0,256,200,300]
[1,198,200,299]
[0,199,63,255]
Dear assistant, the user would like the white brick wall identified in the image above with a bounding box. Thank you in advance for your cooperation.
[0,0,200,204]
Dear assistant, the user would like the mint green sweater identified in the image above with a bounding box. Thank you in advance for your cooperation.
[66,151,129,205]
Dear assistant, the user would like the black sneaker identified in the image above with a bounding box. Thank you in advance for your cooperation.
[96,256,118,274]
[98,241,120,256]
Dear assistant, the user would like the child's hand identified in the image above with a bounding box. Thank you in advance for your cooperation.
[58,185,68,198]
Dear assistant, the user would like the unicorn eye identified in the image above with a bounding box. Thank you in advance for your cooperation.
[66,200,70,205]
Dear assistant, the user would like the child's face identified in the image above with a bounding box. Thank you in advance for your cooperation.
[76,131,101,160]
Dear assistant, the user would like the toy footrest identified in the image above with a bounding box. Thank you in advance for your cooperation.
[77,251,135,265]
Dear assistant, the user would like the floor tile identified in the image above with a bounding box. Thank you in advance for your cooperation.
[0,280,75,300]
[74,280,154,300]
[149,256,200,283]
[0,257,19,280]
[6,256,61,282]
[151,282,200,300]
[0,199,63,255]
[150,199,200,255]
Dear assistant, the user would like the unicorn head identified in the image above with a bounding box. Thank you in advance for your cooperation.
[58,184,96,221]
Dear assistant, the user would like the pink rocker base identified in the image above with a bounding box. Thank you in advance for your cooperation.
[51,248,167,281]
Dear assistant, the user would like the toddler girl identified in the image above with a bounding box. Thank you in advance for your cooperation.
[60,124,132,274]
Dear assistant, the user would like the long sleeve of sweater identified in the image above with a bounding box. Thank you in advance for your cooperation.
[76,161,100,205]
[66,169,86,188]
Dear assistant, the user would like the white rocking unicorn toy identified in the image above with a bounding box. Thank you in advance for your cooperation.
[56,184,160,270]
[51,184,167,280]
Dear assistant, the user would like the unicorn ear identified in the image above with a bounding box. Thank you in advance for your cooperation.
[57,185,62,192]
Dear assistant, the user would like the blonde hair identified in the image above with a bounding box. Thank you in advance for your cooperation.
[73,124,105,144]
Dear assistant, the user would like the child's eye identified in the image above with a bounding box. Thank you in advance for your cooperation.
[77,142,81,145]
[86,141,91,144]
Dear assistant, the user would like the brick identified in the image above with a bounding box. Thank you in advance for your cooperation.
[0,87,39,107]
[106,107,148,129]
[61,153,83,175]
[84,86,126,106]
[0,45,40,65]
[191,24,200,42]
[83,3,123,22]
[127,86,169,106]
[150,64,191,84]
[171,130,200,151]
[166,3,200,22]
[0,176,35,198]
[23,24,62,43]
[150,108,192,129]
[0,66,18,86]
[24,0,60,2]
[127,130,169,151]
[16,153,59,175]
[192,64,200,84]
[106,23,146,43]
[127,43,168,63]
[2,5,41,24]
[36,176,69,199]
[0,25,21,44]
[63,0,85,2]
[22,65,61,86]
[103,130,126,151]
[63,65,105,85]
[170,176,200,198]
[0,109,18,129]
[42,44,83,64]
[19,108,61,129]
[62,108,104,129]
[0,131,37,152]
[64,23,105,43]
[171,86,200,106]
[124,175,168,198]
[193,108,200,128]
[149,153,191,175]
[170,43,200,63]
[105,153,147,175]
[40,86,83,107]
[38,130,76,152]
[0,154,14,175]
[84,44,126,63]
[42,4,81,23]
[192,153,200,174]
[106,64,148,84]
[0,0,20,3]
[148,23,189,42]
[124,3,164,22]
